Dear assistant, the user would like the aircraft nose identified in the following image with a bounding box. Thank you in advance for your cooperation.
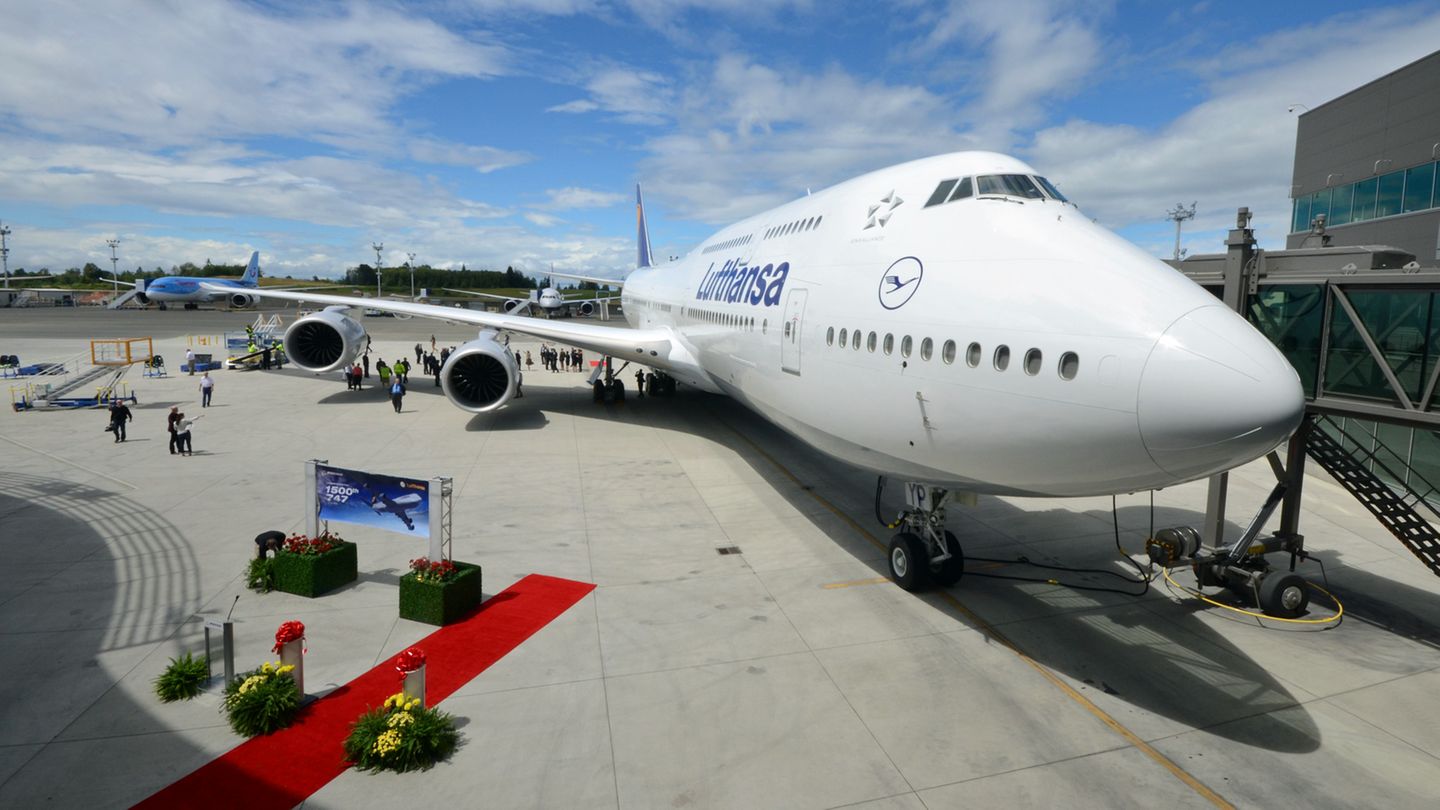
[1137,305,1304,483]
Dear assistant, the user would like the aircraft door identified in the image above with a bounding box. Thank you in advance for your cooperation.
[780,288,807,375]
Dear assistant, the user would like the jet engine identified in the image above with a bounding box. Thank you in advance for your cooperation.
[440,337,520,413]
[502,299,523,313]
[282,307,368,373]
[574,301,595,316]
[229,292,258,309]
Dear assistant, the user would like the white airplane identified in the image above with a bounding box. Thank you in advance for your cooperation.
[443,272,619,317]
[215,152,1305,602]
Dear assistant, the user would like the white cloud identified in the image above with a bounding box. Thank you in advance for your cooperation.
[537,187,627,209]
[1023,7,1440,252]
[407,139,533,173]
[0,0,506,145]
[547,66,673,124]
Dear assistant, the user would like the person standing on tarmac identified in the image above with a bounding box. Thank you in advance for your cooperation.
[107,399,133,441]
[167,406,182,454]
[362,351,370,378]
[199,372,215,407]
[635,369,646,398]
[390,377,406,413]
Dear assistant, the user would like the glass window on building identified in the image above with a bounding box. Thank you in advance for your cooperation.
[1310,188,1331,223]
[1329,183,1354,226]
[1249,285,1324,397]
[1292,194,1311,233]
[1403,163,1435,213]
[1352,177,1378,222]
[1376,171,1404,218]
[1323,289,1434,405]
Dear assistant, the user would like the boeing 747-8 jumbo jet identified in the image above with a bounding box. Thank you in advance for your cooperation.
[217,151,1305,599]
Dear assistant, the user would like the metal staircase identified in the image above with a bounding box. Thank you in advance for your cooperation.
[1305,414,1440,577]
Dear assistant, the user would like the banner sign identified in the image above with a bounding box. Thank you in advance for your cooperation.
[316,464,429,536]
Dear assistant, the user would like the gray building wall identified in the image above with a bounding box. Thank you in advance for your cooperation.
[1287,50,1440,260]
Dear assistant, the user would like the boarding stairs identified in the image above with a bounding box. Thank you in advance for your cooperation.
[9,290,38,308]
[108,289,143,309]
[1305,414,1440,577]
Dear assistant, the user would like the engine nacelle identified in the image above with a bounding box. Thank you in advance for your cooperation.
[575,301,595,316]
[283,308,368,373]
[229,292,258,309]
[441,337,520,413]
[502,299,522,313]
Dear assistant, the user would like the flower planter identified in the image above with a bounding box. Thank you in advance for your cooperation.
[272,541,358,597]
[398,561,482,626]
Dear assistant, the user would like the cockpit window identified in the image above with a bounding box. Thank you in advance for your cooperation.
[1035,176,1068,202]
[977,174,1043,199]
[948,177,973,202]
[925,179,959,208]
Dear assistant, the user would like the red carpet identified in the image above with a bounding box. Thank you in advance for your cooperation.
[137,574,595,809]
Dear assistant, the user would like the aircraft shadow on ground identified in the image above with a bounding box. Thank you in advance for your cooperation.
[514,389,1336,753]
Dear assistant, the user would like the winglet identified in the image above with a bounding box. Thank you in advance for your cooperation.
[636,184,654,269]
[241,251,260,286]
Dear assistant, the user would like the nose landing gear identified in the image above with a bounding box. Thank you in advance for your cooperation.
[880,482,966,591]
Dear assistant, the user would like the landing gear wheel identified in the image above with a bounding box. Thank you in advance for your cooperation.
[610,378,626,402]
[929,530,965,587]
[888,532,931,591]
[1258,571,1309,618]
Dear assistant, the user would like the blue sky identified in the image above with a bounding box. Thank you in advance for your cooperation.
[1,1,1438,281]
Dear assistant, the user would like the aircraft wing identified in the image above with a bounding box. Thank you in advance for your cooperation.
[440,288,534,314]
[202,284,698,375]
[101,276,139,288]
[549,271,625,288]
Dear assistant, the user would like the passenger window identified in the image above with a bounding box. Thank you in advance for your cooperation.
[867,332,877,352]
[994,345,1010,371]
[926,179,959,208]
[852,329,861,350]
[883,333,894,355]
[920,338,933,361]
[1059,352,1079,380]
[1024,348,1042,375]
[839,328,847,346]
[966,342,981,367]
[948,177,973,202]
[901,336,913,358]
[942,340,956,364]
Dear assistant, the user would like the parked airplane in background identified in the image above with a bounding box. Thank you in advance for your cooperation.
[216,151,1306,609]
[443,272,619,317]
[105,251,265,308]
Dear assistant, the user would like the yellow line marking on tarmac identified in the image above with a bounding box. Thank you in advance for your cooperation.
[721,421,1234,810]
[822,576,891,589]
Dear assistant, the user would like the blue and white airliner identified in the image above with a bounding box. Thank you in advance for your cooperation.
[213,151,1305,600]
[107,251,265,308]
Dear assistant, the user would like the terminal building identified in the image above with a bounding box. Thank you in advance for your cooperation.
[1287,50,1440,260]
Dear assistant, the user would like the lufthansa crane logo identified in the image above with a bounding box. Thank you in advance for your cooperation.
[878,257,923,310]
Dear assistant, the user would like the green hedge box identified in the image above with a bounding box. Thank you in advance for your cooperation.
[399,561,482,626]
[272,541,358,598]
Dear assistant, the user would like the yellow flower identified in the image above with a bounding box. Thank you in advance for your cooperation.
[372,729,402,756]
[387,711,414,728]
[237,674,264,694]
[405,699,419,711]
[261,662,273,673]
[277,664,295,675]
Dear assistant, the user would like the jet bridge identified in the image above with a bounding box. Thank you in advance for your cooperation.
[1172,209,1440,582]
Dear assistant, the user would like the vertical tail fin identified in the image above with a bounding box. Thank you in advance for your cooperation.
[241,251,260,287]
[635,184,654,269]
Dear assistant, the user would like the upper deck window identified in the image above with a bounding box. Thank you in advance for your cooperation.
[925,179,959,208]
[977,174,1043,199]
[1035,176,1068,202]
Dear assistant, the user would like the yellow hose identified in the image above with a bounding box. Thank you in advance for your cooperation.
[1160,566,1344,626]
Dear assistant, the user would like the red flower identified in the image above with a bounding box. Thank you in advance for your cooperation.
[395,647,426,676]
[273,620,305,653]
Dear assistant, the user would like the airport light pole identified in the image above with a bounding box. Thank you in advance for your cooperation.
[407,252,416,300]
[372,242,383,298]
[0,222,10,290]
[106,238,121,296]
[1165,202,1196,261]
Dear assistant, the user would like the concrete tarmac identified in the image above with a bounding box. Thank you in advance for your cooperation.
[2,307,1439,808]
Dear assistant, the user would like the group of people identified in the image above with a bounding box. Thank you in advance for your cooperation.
[526,345,583,373]
[168,405,198,454]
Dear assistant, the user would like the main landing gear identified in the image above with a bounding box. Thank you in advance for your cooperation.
[880,481,965,591]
